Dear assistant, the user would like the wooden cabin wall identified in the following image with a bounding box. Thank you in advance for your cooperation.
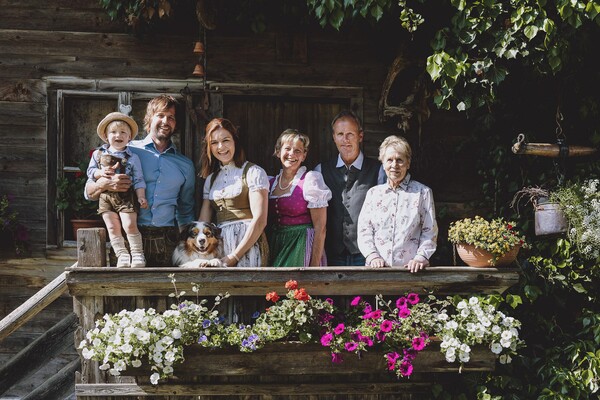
[0,2,480,396]
[0,0,479,258]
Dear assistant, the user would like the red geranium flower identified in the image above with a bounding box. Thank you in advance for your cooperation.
[293,288,310,301]
[265,292,279,302]
[285,280,298,290]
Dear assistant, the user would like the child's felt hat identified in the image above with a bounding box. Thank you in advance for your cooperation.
[97,112,139,142]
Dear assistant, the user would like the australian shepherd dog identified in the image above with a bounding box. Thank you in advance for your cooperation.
[172,222,225,267]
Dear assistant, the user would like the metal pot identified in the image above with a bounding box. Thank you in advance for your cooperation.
[534,202,567,236]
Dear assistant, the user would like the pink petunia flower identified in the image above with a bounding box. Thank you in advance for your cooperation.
[399,361,414,376]
[412,336,426,351]
[385,352,400,370]
[333,323,345,335]
[350,296,361,306]
[396,297,407,309]
[380,320,393,332]
[331,352,343,364]
[345,341,358,352]
[320,333,333,346]
[398,307,411,319]
[406,293,420,305]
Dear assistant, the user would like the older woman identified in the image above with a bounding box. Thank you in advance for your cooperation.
[199,118,269,267]
[357,135,438,272]
[268,129,332,267]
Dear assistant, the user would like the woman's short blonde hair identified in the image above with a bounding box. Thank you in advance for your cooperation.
[273,129,310,157]
[378,135,412,163]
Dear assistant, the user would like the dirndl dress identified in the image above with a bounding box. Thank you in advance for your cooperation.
[268,166,332,267]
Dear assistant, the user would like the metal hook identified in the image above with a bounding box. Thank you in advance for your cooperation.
[555,106,566,142]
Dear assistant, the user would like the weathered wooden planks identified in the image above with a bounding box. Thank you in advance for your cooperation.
[65,266,519,297]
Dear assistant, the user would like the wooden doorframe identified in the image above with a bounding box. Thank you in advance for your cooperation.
[207,83,364,120]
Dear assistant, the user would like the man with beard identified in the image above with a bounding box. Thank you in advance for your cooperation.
[85,94,195,266]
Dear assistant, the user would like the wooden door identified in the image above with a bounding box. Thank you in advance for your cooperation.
[223,95,352,176]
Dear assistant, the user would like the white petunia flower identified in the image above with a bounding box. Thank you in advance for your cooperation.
[150,372,160,385]
[82,348,95,359]
[490,343,502,354]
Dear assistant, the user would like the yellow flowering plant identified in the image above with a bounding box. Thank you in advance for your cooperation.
[448,216,527,265]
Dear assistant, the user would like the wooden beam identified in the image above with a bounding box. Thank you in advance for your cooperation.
[22,357,80,400]
[76,381,431,396]
[0,312,78,396]
[0,270,70,342]
[65,267,519,297]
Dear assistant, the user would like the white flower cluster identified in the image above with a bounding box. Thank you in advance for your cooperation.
[553,179,600,260]
[573,179,600,260]
[435,297,521,365]
[79,299,219,385]
[78,308,184,383]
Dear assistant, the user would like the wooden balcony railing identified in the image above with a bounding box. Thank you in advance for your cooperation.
[69,228,521,399]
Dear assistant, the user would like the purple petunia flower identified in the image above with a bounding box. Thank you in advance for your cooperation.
[399,361,414,376]
[398,307,411,319]
[202,319,211,328]
[331,352,343,364]
[320,333,333,346]
[333,323,345,335]
[396,297,407,309]
[412,336,426,351]
[198,335,207,343]
[380,320,393,332]
[376,331,386,342]
[345,341,358,352]
[403,348,417,361]
[385,352,400,370]
[363,304,372,314]
[325,298,334,305]
[350,296,361,306]
[318,313,334,324]
[407,293,420,305]
[251,311,260,319]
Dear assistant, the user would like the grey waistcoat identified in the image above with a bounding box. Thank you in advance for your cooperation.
[321,157,380,256]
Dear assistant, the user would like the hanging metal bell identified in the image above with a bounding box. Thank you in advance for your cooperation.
[192,64,204,77]
[193,41,205,54]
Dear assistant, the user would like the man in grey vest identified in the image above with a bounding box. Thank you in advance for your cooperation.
[315,111,385,266]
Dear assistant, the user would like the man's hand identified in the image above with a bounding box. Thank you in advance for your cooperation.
[99,174,131,192]
[86,174,132,200]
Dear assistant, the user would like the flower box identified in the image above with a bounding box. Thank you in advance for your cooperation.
[116,341,495,379]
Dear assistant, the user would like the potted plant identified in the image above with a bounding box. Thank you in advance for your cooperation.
[549,179,600,261]
[511,186,567,236]
[448,216,528,267]
[56,161,103,240]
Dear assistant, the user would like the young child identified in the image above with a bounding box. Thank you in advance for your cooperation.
[87,112,148,268]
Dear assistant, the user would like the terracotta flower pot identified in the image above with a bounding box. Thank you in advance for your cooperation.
[456,243,520,267]
[71,219,105,240]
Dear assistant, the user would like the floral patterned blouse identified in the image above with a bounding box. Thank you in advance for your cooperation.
[357,173,438,266]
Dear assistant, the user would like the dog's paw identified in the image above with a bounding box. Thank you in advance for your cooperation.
[180,259,203,268]
[207,258,225,267]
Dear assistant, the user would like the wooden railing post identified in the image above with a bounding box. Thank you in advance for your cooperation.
[76,228,106,268]
[73,228,108,399]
